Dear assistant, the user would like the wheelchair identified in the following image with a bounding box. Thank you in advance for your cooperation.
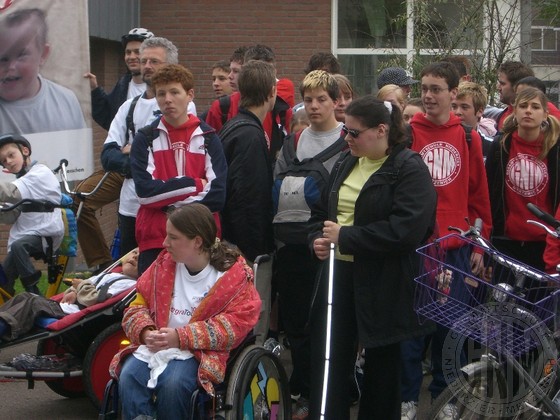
[99,337,291,419]
[98,255,292,419]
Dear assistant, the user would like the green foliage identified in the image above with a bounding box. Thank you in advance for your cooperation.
[537,0,560,25]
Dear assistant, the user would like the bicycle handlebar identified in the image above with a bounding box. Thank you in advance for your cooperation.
[448,217,550,284]
[0,198,65,213]
[54,159,110,199]
[527,202,560,231]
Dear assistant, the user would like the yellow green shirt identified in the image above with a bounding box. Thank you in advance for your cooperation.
[336,155,388,261]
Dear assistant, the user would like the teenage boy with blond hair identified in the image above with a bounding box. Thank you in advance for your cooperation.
[274,70,345,420]
[451,81,495,159]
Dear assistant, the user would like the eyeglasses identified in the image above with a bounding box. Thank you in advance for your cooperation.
[140,58,166,66]
[342,125,373,139]
[421,86,449,95]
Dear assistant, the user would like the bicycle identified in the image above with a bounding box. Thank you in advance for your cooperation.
[0,159,109,303]
[415,206,560,419]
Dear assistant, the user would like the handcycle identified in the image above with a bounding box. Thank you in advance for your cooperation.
[0,251,137,409]
[415,206,560,419]
[0,159,109,303]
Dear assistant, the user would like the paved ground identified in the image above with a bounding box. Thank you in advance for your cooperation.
[0,337,435,419]
[279,340,433,420]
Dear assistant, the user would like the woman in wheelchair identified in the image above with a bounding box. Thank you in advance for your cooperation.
[109,203,262,420]
[0,133,64,295]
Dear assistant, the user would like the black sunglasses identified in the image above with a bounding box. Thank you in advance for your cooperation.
[342,125,371,139]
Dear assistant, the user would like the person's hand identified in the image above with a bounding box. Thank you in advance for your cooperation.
[313,237,331,261]
[121,144,132,155]
[61,291,77,304]
[470,252,485,277]
[322,220,341,245]
[157,327,180,348]
[201,179,208,188]
[142,328,179,352]
[83,72,98,90]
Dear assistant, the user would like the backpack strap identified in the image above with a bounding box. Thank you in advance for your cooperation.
[314,137,347,163]
[218,118,262,142]
[283,131,345,164]
[281,132,298,163]
[219,95,231,126]
[461,123,473,146]
[137,117,161,149]
[125,94,142,144]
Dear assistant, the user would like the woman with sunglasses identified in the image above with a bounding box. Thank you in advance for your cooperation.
[308,95,437,419]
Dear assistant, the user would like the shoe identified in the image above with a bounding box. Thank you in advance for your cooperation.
[422,358,432,375]
[21,270,41,294]
[436,403,457,420]
[401,401,417,420]
[292,397,309,420]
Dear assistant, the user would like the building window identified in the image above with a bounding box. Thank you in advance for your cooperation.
[531,26,558,51]
[334,0,487,96]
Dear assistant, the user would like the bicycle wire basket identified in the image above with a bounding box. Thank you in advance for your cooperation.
[414,234,560,356]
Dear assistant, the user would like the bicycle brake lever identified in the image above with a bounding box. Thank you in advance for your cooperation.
[448,225,465,235]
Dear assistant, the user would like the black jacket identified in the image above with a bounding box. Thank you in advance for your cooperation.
[91,73,133,131]
[486,134,560,237]
[220,109,274,261]
[309,143,437,347]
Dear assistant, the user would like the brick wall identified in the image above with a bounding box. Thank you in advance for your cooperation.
[140,0,332,111]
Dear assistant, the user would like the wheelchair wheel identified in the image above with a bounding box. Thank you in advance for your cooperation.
[36,337,85,398]
[83,322,127,409]
[225,345,290,420]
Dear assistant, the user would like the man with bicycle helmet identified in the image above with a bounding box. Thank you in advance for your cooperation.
[84,27,154,130]
[0,133,63,296]
[77,28,154,275]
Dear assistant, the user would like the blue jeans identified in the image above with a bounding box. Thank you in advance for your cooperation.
[119,355,199,420]
[429,246,471,398]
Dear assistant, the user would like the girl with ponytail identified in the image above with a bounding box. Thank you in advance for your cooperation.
[308,95,437,418]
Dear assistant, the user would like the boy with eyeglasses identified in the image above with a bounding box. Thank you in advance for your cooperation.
[409,61,492,413]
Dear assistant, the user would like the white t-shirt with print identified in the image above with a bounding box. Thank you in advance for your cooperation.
[133,262,222,363]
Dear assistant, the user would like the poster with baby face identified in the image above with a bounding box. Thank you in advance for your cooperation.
[0,0,92,181]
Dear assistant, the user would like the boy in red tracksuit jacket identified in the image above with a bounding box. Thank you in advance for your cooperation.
[130,64,227,275]
[409,61,492,404]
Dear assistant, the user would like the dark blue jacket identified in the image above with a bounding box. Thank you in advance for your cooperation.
[91,73,133,130]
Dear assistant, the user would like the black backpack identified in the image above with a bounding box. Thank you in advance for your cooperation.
[218,95,289,163]
[272,130,346,244]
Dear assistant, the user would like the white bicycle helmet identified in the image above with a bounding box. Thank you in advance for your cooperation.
[121,27,154,47]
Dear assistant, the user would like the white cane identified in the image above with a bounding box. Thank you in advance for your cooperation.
[320,242,335,419]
